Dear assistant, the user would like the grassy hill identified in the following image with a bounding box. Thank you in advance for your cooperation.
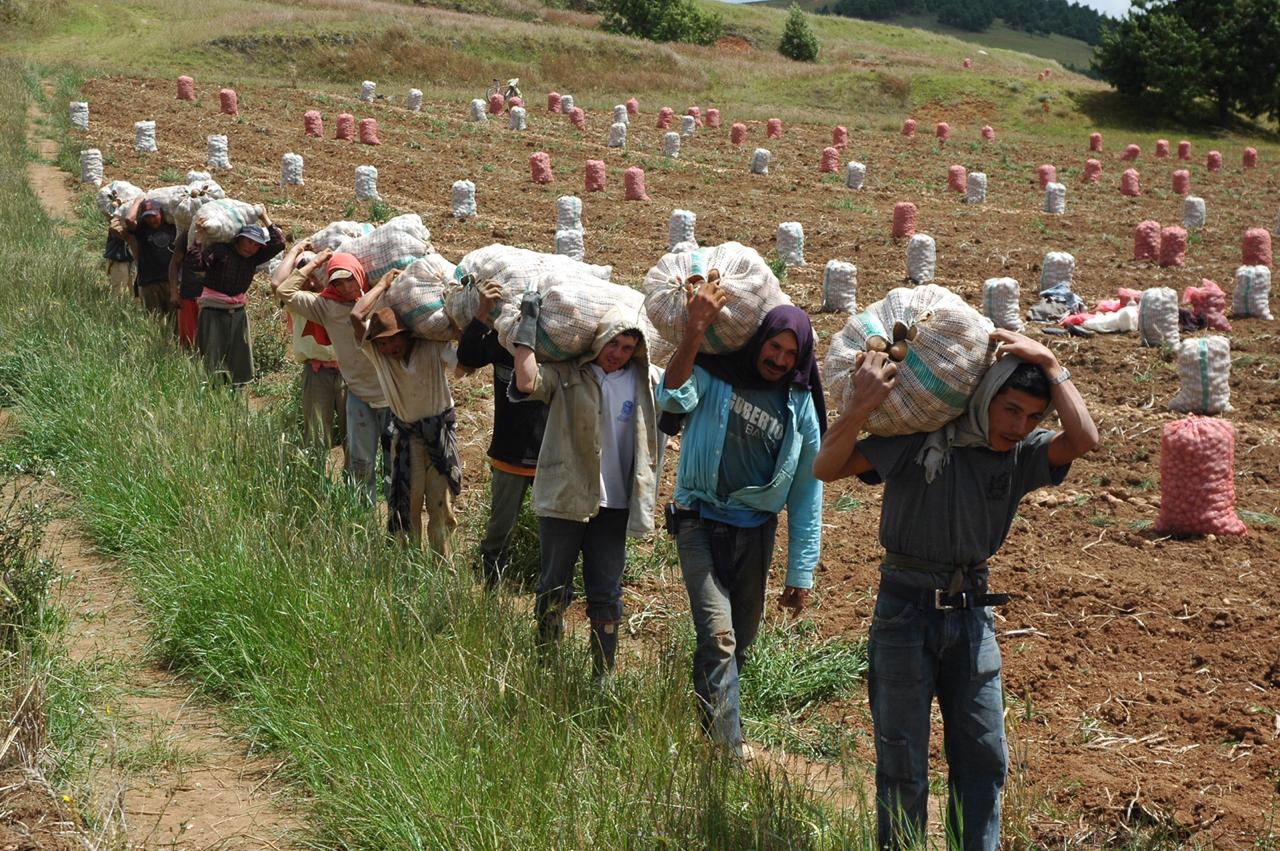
[754,1,1097,72]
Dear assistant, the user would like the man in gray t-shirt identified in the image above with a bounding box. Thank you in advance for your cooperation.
[814,330,1100,851]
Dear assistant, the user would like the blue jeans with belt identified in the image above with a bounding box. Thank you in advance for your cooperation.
[345,393,389,505]
[677,514,777,757]
[868,588,1007,851]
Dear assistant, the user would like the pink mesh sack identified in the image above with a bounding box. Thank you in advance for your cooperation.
[1155,416,1246,536]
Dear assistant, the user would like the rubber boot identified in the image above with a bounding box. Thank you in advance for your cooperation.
[590,621,618,686]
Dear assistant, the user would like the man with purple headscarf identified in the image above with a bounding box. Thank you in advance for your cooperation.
[656,278,825,759]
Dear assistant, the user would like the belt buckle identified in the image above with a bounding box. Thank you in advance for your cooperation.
[934,589,965,610]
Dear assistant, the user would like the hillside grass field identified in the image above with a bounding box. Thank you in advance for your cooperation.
[1,0,1278,847]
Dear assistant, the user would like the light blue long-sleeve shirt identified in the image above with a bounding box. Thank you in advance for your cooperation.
[656,365,823,589]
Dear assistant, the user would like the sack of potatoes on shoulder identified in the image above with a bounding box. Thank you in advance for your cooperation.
[825,284,996,436]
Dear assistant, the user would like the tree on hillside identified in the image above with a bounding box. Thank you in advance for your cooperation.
[601,0,724,45]
[779,5,820,62]
[1093,0,1280,125]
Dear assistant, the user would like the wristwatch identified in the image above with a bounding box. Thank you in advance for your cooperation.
[1048,366,1072,386]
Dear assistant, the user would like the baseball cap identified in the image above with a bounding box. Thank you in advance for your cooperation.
[236,224,270,245]
[138,199,162,221]
[327,267,355,285]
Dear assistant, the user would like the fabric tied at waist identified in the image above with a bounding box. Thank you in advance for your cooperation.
[883,551,988,595]
[387,407,462,537]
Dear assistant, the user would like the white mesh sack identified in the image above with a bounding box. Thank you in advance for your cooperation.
[846,162,866,190]
[1169,336,1232,414]
[79,149,103,185]
[189,198,263,244]
[308,221,374,252]
[613,105,628,125]
[185,170,213,184]
[495,274,645,362]
[343,213,434,281]
[509,107,526,131]
[824,284,996,436]
[906,234,936,283]
[95,179,142,218]
[663,132,681,158]
[355,165,378,201]
[643,242,790,354]
[144,185,192,223]
[470,99,487,122]
[556,196,582,231]
[1232,265,1273,319]
[751,149,770,175]
[1043,182,1066,214]
[359,80,376,103]
[134,120,157,153]
[669,209,696,251]
[406,89,423,112]
[382,254,460,341]
[1184,196,1206,229]
[559,95,574,114]
[821,260,858,313]
[965,172,987,204]
[1138,287,1180,347]
[281,153,304,186]
[1040,251,1075,289]
[555,228,585,261]
[982,278,1024,331]
[69,102,89,131]
[608,122,627,148]
[452,180,477,219]
[777,222,805,267]
[680,115,696,137]
[446,245,612,328]
[206,134,231,170]
[173,180,227,235]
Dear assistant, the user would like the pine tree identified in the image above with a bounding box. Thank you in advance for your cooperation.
[779,4,820,62]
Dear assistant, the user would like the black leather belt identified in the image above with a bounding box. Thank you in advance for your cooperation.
[879,578,1011,610]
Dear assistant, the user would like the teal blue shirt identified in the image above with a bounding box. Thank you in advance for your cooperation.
[656,365,824,589]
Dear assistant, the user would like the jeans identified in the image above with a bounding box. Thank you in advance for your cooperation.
[479,467,534,582]
[677,514,777,756]
[868,589,1007,851]
[345,393,389,505]
[535,509,629,636]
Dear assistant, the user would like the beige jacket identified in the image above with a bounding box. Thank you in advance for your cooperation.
[513,309,660,537]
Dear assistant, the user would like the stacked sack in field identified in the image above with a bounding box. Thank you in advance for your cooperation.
[446,244,612,329]
[1169,336,1232,414]
[95,179,144,218]
[643,242,789,354]
[825,284,996,436]
[381,253,460,341]
[189,198,262,244]
[494,272,647,362]
[341,214,433,280]
[309,221,375,252]
[1155,415,1246,536]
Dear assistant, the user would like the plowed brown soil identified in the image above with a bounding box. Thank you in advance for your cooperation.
[75,75,1279,846]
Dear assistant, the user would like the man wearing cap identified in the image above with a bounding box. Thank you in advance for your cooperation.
[116,197,177,315]
[272,248,391,504]
[271,241,346,461]
[812,330,1099,851]
[456,280,547,587]
[197,213,285,385]
[508,292,660,683]
[657,278,825,759]
[350,271,460,558]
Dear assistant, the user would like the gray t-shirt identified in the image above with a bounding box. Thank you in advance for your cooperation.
[857,428,1069,590]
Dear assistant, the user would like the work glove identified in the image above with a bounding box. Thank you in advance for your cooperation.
[512,290,541,349]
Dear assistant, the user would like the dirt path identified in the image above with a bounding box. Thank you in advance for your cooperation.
[22,84,302,849]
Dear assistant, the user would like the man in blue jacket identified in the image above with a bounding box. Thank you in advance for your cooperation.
[656,278,825,758]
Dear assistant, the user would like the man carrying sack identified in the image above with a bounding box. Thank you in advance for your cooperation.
[351,271,461,560]
[509,291,660,684]
[656,278,825,759]
[813,329,1099,851]
[456,280,547,587]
